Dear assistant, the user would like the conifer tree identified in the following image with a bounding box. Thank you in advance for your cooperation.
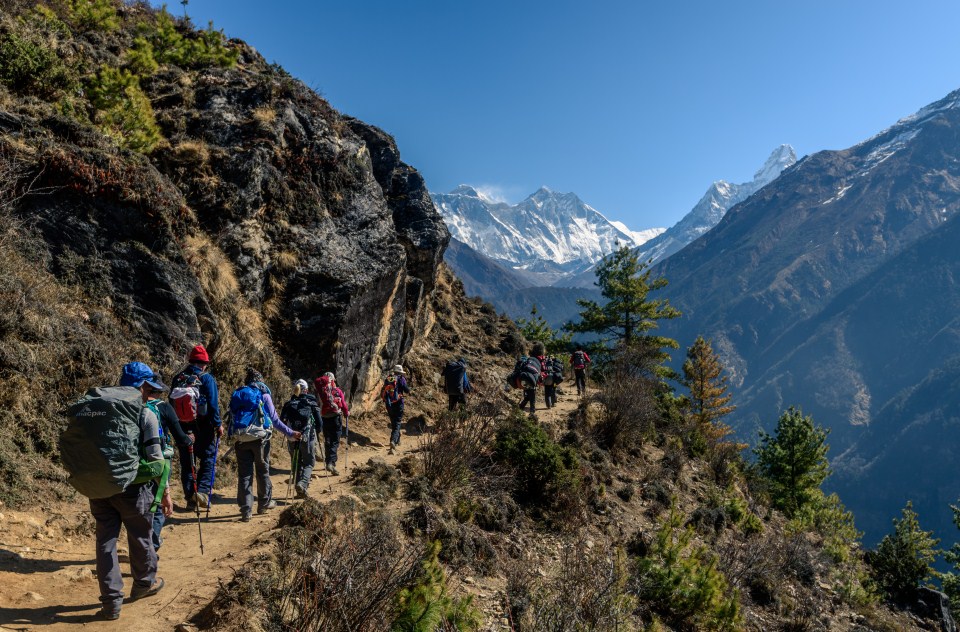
[753,407,830,518]
[868,501,941,604]
[566,245,680,366]
[682,336,736,445]
[938,502,960,611]
[516,305,572,355]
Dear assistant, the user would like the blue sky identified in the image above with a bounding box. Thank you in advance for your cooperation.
[173,1,960,228]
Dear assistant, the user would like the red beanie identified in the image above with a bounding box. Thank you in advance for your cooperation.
[188,344,210,363]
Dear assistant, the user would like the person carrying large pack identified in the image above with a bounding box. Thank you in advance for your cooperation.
[381,364,411,454]
[442,357,472,411]
[280,379,322,499]
[570,348,592,396]
[60,363,169,620]
[119,362,192,553]
[169,344,222,511]
[230,368,300,521]
[542,355,563,408]
[315,372,347,476]
[517,352,544,414]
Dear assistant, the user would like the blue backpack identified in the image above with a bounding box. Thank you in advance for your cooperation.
[229,385,270,442]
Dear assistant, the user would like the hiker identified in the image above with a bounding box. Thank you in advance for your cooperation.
[542,355,561,409]
[280,379,322,499]
[442,358,472,411]
[381,364,410,454]
[120,362,191,553]
[170,344,222,511]
[68,366,169,620]
[315,372,347,475]
[230,368,301,521]
[518,350,545,414]
[570,348,592,396]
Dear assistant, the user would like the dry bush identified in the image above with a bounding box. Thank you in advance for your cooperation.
[207,497,426,632]
[591,346,663,454]
[251,105,277,125]
[506,536,636,631]
[416,388,510,499]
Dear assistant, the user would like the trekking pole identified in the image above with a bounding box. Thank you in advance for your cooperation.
[207,434,220,521]
[188,445,205,555]
[286,439,300,501]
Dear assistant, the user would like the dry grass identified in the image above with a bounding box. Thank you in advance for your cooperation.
[173,139,210,164]
[0,146,146,507]
[251,106,277,125]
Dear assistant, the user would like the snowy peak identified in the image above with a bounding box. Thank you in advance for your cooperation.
[753,144,798,186]
[433,186,663,285]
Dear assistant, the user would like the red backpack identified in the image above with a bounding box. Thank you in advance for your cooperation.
[170,371,203,423]
[314,375,341,416]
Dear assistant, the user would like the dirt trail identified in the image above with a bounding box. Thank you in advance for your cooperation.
[0,386,583,631]
[0,414,407,632]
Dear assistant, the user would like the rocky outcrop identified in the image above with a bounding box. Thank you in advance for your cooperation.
[2,23,448,409]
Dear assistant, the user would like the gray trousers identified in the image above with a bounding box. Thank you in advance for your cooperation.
[236,438,272,513]
[89,483,157,610]
[287,428,316,490]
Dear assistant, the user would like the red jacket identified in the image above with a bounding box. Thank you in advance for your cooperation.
[570,351,591,370]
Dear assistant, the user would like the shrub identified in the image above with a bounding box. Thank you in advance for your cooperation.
[494,410,579,509]
[125,36,159,76]
[148,7,238,69]
[507,541,636,631]
[86,65,162,152]
[213,499,431,631]
[867,501,940,604]
[787,491,861,563]
[0,29,76,98]
[942,502,960,613]
[592,345,663,453]
[634,506,742,630]
[417,394,505,498]
[392,540,483,631]
[68,0,120,32]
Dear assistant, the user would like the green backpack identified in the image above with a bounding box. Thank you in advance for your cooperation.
[60,387,168,500]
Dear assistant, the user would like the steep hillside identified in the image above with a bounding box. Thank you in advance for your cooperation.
[656,88,960,545]
[0,1,446,504]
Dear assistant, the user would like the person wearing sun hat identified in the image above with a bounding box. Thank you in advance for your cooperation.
[280,378,322,498]
[380,364,410,454]
[87,361,169,620]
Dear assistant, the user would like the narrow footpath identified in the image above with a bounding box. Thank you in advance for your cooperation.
[0,387,583,631]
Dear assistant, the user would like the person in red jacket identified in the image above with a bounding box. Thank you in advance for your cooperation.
[314,372,348,476]
[570,349,591,396]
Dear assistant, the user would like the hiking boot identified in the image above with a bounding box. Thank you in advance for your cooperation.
[128,577,164,602]
[184,501,197,512]
[257,500,277,514]
[240,510,252,522]
[192,492,209,509]
[388,444,395,455]
[329,466,340,476]
[96,607,121,621]
[294,485,308,499]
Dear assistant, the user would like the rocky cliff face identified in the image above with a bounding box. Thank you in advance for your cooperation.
[0,4,448,413]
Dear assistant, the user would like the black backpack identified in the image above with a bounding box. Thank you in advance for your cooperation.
[444,361,466,395]
[514,356,541,388]
[282,395,316,433]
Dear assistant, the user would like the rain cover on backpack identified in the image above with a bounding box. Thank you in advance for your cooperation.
[229,385,270,442]
[60,387,144,499]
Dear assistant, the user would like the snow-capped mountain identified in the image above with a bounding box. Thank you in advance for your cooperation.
[433,186,664,285]
[565,145,797,288]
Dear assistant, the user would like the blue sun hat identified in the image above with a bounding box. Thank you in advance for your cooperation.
[120,361,168,391]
